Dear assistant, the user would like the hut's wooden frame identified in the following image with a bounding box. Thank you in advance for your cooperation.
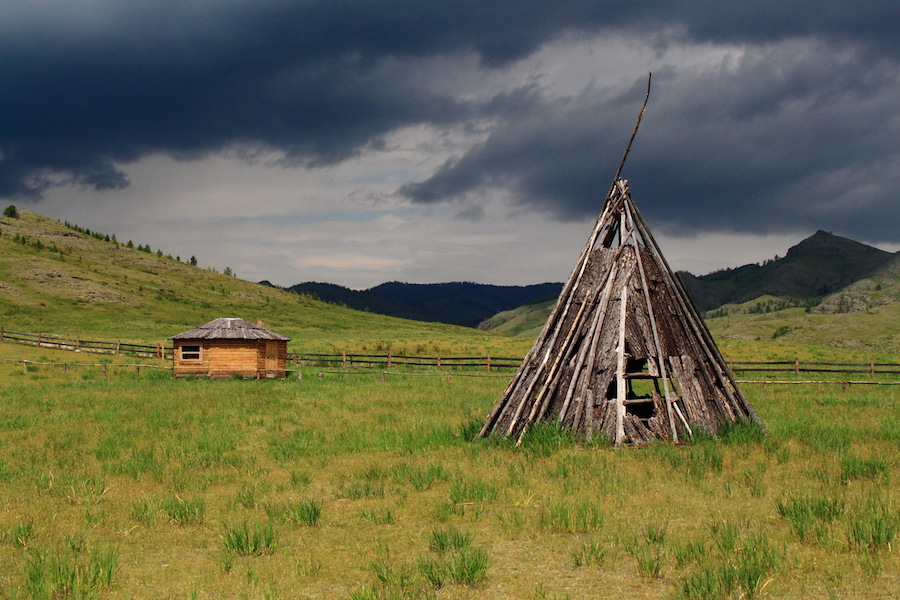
[479,179,765,445]
[170,318,290,379]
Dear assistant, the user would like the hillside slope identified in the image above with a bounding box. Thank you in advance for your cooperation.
[0,209,529,356]
[680,231,896,311]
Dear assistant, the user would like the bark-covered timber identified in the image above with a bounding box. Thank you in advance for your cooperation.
[480,179,765,445]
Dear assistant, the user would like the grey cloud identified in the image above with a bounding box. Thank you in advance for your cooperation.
[1,0,898,250]
[402,44,900,243]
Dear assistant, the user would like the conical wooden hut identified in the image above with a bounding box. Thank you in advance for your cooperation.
[170,317,290,379]
[479,178,764,445]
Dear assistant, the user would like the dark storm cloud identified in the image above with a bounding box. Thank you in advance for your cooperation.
[402,44,900,243]
[1,1,899,244]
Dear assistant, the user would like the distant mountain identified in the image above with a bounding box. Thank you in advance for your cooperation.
[282,231,896,332]
[679,231,896,312]
[286,281,563,327]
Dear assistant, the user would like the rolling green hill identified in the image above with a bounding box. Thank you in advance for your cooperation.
[679,230,896,311]
[0,209,530,356]
[475,299,555,339]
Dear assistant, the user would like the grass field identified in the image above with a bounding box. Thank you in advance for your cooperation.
[0,344,896,599]
[1,209,897,598]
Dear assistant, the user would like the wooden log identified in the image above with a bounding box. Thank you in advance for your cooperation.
[628,199,762,427]
[498,192,626,436]
[615,286,628,445]
[625,200,678,442]
[557,254,622,425]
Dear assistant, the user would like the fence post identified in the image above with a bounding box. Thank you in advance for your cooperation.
[102,364,107,377]
[62,363,67,373]
[486,355,491,372]
[76,336,80,351]
[437,356,442,368]
[116,341,120,355]
[870,358,875,379]
[0,327,4,341]
[387,351,392,368]
[38,332,43,347]
[381,371,386,383]
[794,357,800,376]
[22,360,27,373]
[342,351,347,367]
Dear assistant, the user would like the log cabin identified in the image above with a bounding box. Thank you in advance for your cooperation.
[170,317,290,379]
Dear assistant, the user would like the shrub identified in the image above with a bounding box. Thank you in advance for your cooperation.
[3,205,19,218]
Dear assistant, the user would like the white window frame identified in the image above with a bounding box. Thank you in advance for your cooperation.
[180,344,201,361]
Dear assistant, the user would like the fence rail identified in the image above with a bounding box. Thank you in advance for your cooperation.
[0,328,170,359]
[288,352,521,371]
[729,359,900,377]
[2,326,899,379]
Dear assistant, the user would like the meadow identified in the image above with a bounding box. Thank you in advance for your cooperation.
[0,341,896,599]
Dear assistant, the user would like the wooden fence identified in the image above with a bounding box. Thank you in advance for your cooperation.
[0,357,170,375]
[288,352,521,371]
[729,359,900,378]
[0,328,169,359]
[2,326,899,379]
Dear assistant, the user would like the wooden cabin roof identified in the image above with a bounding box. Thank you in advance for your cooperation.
[170,317,290,341]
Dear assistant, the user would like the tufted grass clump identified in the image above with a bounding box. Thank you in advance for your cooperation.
[572,538,607,567]
[416,527,489,588]
[25,541,118,600]
[222,519,279,556]
[775,493,844,543]
[265,498,323,526]
[162,495,206,525]
[538,500,603,533]
[845,494,897,553]
[429,526,473,554]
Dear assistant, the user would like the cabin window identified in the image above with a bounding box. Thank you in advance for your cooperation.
[181,345,201,361]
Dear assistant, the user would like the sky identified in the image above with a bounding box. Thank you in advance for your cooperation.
[3,0,899,289]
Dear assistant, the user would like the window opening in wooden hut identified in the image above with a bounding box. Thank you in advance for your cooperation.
[181,345,201,361]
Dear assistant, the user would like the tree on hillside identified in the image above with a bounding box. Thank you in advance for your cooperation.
[3,205,19,218]
[190,256,198,266]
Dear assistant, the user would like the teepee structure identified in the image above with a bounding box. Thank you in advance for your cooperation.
[480,178,764,445]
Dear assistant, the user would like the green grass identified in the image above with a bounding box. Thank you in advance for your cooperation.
[222,519,279,556]
[0,212,898,598]
[0,360,895,598]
